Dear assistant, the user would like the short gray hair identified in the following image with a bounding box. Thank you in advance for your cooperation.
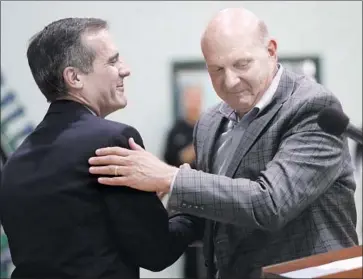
[27,17,108,102]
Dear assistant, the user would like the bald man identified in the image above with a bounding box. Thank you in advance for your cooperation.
[89,8,358,279]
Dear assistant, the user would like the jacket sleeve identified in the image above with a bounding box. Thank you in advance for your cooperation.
[98,126,203,271]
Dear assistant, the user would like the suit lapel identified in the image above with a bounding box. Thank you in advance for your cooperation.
[203,112,224,173]
[225,69,296,178]
[201,110,224,278]
[224,104,283,177]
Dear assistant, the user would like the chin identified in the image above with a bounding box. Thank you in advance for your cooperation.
[227,100,253,113]
[116,94,127,106]
[118,99,127,109]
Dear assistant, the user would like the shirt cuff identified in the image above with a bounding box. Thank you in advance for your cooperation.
[170,163,191,194]
[169,168,179,193]
[164,163,191,210]
[162,169,179,208]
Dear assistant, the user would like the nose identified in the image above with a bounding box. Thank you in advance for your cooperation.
[119,65,131,77]
[224,69,240,90]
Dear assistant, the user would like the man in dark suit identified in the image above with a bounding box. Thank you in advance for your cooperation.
[0,17,202,279]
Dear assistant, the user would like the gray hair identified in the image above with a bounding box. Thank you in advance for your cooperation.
[27,17,108,102]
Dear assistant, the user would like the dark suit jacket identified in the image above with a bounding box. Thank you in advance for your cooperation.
[0,100,202,279]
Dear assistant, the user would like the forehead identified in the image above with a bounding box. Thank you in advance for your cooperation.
[82,29,118,59]
[203,31,262,64]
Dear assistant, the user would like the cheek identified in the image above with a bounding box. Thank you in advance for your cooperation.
[245,67,268,92]
[104,67,119,83]
[211,76,225,95]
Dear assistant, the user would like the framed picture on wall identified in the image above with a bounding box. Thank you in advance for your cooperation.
[279,56,321,84]
[171,56,321,120]
[171,60,215,121]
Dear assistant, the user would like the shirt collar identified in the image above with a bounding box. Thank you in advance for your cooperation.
[83,105,97,116]
[219,63,284,122]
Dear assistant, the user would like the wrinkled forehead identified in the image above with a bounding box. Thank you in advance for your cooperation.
[203,33,263,64]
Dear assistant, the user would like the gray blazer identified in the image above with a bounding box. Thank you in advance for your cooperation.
[168,68,358,278]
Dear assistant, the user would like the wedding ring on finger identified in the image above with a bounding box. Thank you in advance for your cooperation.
[114,166,119,176]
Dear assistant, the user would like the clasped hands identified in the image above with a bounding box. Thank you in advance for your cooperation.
[88,138,178,196]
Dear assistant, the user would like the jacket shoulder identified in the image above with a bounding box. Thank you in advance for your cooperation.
[91,117,144,149]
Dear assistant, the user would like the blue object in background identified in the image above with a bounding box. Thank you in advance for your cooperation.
[1,70,34,278]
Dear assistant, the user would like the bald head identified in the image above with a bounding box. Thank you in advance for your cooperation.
[201,7,269,52]
[200,7,278,116]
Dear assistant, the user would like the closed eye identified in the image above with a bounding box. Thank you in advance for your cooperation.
[208,66,224,73]
[108,53,119,65]
[234,59,252,69]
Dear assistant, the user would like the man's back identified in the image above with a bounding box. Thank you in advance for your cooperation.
[0,100,197,278]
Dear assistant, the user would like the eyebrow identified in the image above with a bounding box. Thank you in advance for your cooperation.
[235,58,252,64]
[108,52,119,63]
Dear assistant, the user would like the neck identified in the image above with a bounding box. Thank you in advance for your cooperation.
[261,63,278,96]
[272,63,278,77]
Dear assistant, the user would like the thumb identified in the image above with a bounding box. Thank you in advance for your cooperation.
[129,137,144,151]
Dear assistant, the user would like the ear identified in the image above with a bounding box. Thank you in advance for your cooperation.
[267,39,277,59]
[63,67,83,90]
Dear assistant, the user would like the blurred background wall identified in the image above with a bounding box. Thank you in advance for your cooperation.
[1,1,362,278]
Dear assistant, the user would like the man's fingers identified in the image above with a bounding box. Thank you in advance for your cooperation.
[129,138,144,151]
[95,146,131,156]
[89,155,127,166]
[98,176,129,186]
[89,165,129,176]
